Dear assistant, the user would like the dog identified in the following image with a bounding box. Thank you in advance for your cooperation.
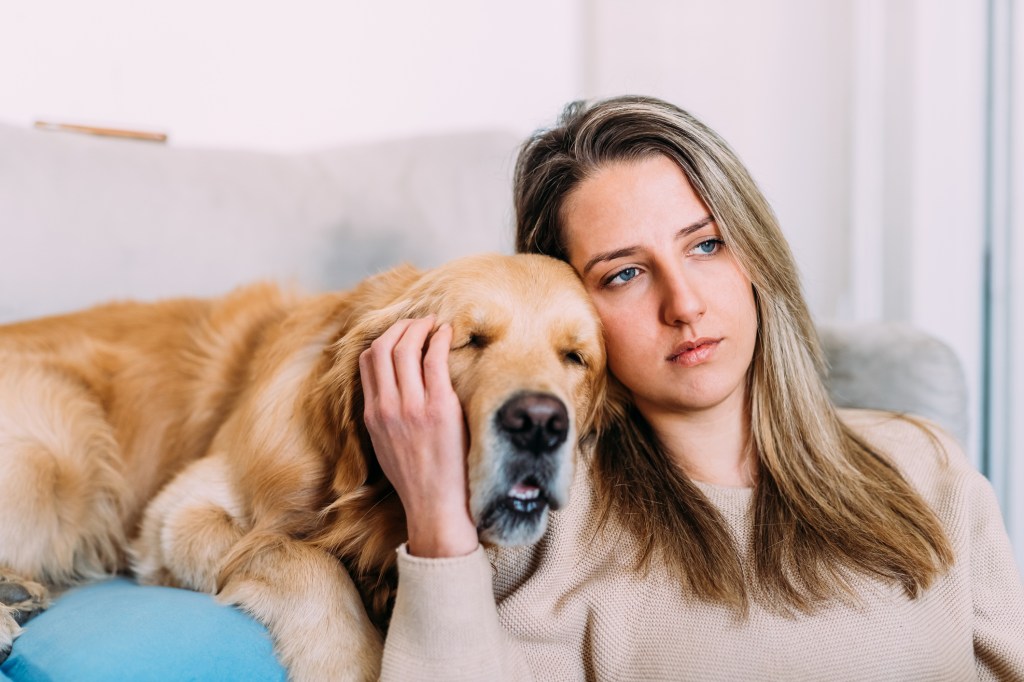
[0,252,606,680]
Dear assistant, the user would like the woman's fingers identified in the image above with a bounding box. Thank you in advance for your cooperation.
[360,317,417,407]
[360,316,434,409]
[391,317,437,408]
[361,315,460,434]
[423,323,455,399]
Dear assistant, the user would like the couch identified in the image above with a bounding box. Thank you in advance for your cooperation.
[0,122,969,681]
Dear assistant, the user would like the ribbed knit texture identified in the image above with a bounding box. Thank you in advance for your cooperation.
[382,410,1024,680]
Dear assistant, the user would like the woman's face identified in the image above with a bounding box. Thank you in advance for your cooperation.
[562,154,758,423]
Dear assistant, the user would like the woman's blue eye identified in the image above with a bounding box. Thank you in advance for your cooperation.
[695,239,723,255]
[610,267,639,285]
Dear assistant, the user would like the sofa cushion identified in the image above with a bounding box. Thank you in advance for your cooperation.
[0,578,285,682]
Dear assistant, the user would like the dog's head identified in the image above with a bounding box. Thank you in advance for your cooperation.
[319,253,605,547]
[430,254,605,545]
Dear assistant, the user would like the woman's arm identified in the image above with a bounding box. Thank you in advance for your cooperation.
[382,545,533,680]
[359,317,534,680]
[967,469,1024,680]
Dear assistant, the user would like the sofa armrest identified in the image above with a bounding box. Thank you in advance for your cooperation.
[819,321,969,444]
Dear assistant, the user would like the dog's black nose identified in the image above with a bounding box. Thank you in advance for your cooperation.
[497,393,569,455]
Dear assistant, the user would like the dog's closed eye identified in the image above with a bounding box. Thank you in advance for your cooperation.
[562,349,588,368]
[454,333,490,351]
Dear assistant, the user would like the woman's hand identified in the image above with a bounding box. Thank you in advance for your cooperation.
[359,316,479,558]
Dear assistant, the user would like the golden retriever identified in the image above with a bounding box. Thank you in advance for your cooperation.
[0,253,605,680]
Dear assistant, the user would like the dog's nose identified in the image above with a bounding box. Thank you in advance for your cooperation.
[497,392,569,455]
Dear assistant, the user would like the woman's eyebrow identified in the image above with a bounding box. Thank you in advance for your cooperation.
[581,216,714,276]
[680,216,714,235]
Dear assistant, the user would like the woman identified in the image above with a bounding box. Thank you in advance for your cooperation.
[360,96,1024,679]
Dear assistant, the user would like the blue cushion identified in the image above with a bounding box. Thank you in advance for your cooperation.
[0,577,286,681]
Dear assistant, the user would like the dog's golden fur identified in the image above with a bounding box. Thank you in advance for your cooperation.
[0,253,605,680]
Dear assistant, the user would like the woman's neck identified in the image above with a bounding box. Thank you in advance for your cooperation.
[639,393,756,488]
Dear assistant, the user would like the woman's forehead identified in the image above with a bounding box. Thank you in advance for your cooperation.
[561,156,711,260]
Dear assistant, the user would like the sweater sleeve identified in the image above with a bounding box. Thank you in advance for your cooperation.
[380,544,535,681]
[969,472,1024,681]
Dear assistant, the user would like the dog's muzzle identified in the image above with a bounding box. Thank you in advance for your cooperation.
[477,391,573,546]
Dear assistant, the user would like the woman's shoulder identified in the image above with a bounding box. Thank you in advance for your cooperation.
[836,407,983,503]
[838,407,962,459]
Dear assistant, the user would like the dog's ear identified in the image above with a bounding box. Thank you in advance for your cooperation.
[303,264,427,493]
[306,296,427,496]
[577,367,624,452]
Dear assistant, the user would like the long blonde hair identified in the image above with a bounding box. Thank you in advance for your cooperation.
[514,95,953,612]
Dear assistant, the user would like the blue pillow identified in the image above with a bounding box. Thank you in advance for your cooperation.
[0,577,286,681]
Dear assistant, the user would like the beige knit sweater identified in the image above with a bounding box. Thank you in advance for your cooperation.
[381,410,1024,680]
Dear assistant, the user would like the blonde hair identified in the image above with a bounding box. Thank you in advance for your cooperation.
[514,95,952,612]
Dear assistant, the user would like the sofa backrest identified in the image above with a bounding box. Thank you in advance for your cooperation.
[0,124,520,323]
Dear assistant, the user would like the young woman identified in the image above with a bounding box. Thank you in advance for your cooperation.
[360,96,1024,679]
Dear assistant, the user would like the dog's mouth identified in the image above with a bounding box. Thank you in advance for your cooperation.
[477,469,563,546]
[504,476,550,516]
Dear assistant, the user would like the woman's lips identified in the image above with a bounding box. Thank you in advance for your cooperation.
[667,338,721,367]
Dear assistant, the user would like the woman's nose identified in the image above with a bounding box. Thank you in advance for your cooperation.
[659,269,706,326]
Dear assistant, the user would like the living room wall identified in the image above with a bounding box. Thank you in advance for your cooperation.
[0,0,587,150]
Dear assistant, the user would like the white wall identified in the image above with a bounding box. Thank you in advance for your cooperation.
[0,0,586,150]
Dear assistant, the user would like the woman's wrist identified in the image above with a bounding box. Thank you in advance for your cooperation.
[406,513,478,558]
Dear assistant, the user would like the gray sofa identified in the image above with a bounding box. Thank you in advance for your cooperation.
[0,121,969,442]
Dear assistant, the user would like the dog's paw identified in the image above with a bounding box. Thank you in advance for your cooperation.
[0,574,50,626]
[0,608,19,665]
[0,573,51,666]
